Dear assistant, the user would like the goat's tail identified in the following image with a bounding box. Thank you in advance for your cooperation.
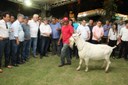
[112,45,118,49]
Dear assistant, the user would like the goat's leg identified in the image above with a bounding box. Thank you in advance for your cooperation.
[76,58,83,71]
[101,60,107,69]
[84,58,89,72]
[105,59,111,73]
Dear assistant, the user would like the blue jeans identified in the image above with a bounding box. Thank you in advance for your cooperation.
[30,38,37,56]
[22,40,31,60]
[10,40,18,65]
[60,44,71,65]
[0,38,10,68]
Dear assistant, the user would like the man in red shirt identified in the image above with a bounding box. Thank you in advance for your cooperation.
[58,17,74,67]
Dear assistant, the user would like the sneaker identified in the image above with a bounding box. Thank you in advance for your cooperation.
[6,65,13,69]
[0,69,3,73]
[33,55,37,58]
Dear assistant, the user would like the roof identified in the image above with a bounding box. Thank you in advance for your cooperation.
[9,0,77,9]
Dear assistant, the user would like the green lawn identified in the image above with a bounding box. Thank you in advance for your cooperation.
[0,54,128,85]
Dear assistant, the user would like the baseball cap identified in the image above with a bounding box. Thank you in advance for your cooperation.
[63,17,69,21]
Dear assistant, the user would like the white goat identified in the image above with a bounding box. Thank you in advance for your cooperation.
[69,33,116,73]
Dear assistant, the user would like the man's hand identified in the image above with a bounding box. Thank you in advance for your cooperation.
[16,39,20,45]
[0,37,3,40]
[56,28,60,31]
[57,40,60,46]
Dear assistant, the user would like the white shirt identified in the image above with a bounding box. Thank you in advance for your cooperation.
[77,25,90,41]
[118,24,125,34]
[40,23,52,37]
[108,28,118,40]
[0,19,9,38]
[28,19,39,38]
[11,20,24,41]
[119,27,128,41]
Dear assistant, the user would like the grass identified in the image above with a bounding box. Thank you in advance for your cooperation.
[0,53,128,85]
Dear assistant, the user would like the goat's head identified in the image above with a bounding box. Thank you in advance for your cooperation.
[69,33,81,48]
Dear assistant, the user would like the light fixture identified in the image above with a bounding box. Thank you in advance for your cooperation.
[83,13,87,17]
[24,0,32,7]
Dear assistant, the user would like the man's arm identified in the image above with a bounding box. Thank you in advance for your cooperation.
[58,34,62,45]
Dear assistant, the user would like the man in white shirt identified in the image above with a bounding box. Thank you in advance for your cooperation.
[39,18,52,58]
[10,14,24,66]
[77,20,90,41]
[0,12,12,73]
[118,21,128,60]
[28,14,39,58]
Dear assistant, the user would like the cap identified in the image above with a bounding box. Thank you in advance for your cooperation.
[63,17,69,21]
[24,16,29,19]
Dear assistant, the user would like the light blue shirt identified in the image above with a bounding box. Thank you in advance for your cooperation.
[50,22,61,39]
[73,22,79,30]
[103,24,111,37]
[10,20,24,41]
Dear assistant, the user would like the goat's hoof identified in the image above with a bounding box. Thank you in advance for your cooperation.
[76,68,80,71]
[85,70,88,72]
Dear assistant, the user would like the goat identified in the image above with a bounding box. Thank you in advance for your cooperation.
[69,33,116,73]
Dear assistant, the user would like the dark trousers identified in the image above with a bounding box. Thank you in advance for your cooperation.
[10,40,18,65]
[108,39,117,56]
[102,36,108,44]
[0,38,10,68]
[37,29,41,54]
[92,40,101,44]
[60,44,71,65]
[40,36,50,56]
[17,42,24,63]
[22,40,31,60]
[52,39,59,55]
[119,40,128,59]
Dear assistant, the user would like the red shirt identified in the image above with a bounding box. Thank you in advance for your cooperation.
[61,25,74,44]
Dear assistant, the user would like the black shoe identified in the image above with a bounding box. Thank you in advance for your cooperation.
[33,55,37,58]
[45,55,49,57]
[58,64,65,67]
[112,56,116,59]
[124,58,128,61]
[65,63,71,65]
[117,57,121,59]
[40,56,43,59]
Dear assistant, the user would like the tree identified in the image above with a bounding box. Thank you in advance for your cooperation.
[103,0,117,21]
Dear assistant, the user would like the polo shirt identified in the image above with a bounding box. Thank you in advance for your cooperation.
[61,25,74,44]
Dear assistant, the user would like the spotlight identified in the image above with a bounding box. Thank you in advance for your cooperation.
[24,0,32,7]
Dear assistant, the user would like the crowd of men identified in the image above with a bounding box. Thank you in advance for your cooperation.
[0,12,128,73]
